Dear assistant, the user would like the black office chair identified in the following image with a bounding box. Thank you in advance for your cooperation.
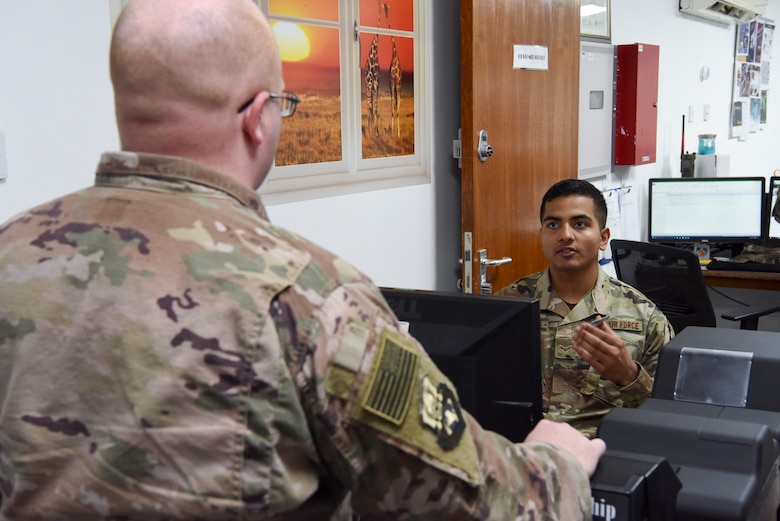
[610,239,780,332]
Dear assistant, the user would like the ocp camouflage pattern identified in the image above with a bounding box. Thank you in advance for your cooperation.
[0,152,592,520]
[498,267,674,438]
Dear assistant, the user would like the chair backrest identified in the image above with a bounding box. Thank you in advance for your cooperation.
[610,239,716,333]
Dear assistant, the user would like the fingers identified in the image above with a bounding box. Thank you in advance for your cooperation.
[577,316,610,339]
[588,315,609,329]
[573,318,638,386]
[572,325,605,362]
[576,344,601,367]
[525,420,607,477]
[574,319,617,356]
[582,438,608,475]
[573,320,622,374]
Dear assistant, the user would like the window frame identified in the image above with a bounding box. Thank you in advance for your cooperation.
[109,0,433,205]
[257,0,432,205]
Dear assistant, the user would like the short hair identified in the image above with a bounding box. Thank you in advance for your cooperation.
[539,179,607,229]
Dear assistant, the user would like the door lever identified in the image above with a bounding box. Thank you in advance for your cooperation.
[479,249,512,294]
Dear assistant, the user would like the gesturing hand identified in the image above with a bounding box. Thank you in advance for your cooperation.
[572,316,638,387]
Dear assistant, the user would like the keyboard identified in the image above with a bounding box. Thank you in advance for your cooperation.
[706,260,780,273]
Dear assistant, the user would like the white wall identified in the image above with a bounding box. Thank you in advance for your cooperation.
[2,1,780,292]
[266,185,437,289]
[604,0,780,240]
[0,1,439,291]
[0,2,118,222]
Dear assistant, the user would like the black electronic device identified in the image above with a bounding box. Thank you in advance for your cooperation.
[597,326,780,520]
[599,407,779,521]
[653,326,780,417]
[589,450,681,521]
[765,176,780,244]
[648,177,765,244]
[680,152,696,178]
[380,288,542,442]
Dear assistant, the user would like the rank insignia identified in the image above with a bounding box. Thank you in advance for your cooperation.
[419,375,465,451]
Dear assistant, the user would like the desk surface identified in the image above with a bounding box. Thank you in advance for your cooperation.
[702,269,780,291]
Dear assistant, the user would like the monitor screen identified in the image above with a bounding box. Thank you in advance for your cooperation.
[766,176,780,242]
[381,288,542,442]
[648,177,765,243]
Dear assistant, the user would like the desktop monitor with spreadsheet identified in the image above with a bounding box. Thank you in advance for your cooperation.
[648,177,765,244]
[766,177,780,243]
[380,288,542,442]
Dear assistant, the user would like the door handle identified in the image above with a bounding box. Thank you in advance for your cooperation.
[479,249,512,294]
[477,130,493,162]
[480,255,513,268]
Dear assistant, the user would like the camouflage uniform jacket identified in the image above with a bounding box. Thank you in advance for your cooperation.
[0,152,592,520]
[497,267,673,438]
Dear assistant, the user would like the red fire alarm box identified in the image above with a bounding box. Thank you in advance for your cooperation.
[614,43,659,166]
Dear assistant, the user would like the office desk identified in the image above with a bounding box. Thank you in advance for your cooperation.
[702,269,780,291]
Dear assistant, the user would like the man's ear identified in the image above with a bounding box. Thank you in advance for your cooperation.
[599,226,611,251]
[241,93,267,146]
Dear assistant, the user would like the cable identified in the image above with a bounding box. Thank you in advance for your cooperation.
[707,286,750,307]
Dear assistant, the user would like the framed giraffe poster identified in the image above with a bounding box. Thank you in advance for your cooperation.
[266,1,342,166]
[580,0,611,41]
[265,0,416,167]
[358,0,415,160]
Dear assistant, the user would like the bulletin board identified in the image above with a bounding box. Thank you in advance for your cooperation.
[599,186,640,277]
[731,19,775,138]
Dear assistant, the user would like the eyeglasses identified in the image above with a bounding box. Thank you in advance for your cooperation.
[237,91,299,118]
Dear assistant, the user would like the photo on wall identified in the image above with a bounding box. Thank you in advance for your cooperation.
[731,19,775,138]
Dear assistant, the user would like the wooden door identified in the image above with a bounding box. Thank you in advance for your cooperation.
[461,0,580,294]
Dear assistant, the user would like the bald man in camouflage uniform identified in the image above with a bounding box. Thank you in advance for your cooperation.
[498,180,673,438]
[0,0,605,519]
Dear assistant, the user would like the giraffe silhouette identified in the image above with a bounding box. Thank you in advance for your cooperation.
[363,1,381,136]
[385,2,403,138]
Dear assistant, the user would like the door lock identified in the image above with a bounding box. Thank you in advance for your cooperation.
[477,130,493,162]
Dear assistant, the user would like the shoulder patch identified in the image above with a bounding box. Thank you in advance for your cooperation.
[326,319,371,399]
[420,375,466,450]
[360,328,418,425]
[334,319,370,372]
[353,332,480,483]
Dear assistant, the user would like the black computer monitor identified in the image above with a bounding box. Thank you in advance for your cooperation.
[765,176,780,243]
[380,288,542,442]
[648,177,765,244]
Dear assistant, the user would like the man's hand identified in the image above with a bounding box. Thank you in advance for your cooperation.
[524,419,606,476]
[572,316,639,387]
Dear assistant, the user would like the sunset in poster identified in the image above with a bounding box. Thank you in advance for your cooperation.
[268,0,415,166]
[272,22,311,62]
[271,22,340,96]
